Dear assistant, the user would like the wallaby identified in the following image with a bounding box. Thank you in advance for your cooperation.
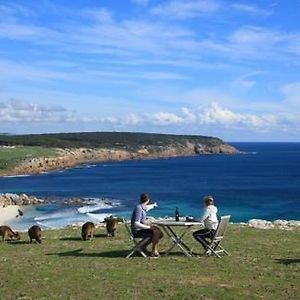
[81,222,96,241]
[0,226,21,242]
[105,217,118,237]
[28,225,42,244]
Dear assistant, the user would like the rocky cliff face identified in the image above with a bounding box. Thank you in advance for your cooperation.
[12,140,239,175]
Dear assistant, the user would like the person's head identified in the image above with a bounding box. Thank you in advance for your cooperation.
[140,193,150,205]
[203,195,214,207]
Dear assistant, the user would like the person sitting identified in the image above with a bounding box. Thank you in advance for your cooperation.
[131,193,163,257]
[193,195,219,253]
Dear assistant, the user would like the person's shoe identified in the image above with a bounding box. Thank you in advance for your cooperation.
[151,252,160,258]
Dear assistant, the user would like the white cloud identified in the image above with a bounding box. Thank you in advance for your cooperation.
[0,2,35,19]
[231,3,272,16]
[151,0,220,19]
[232,71,264,89]
[280,82,300,107]
[0,99,76,123]
[100,103,298,132]
[152,112,184,125]
[1,99,299,133]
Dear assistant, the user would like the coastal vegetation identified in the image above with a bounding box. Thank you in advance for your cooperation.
[0,146,57,175]
[0,132,226,149]
[0,225,298,299]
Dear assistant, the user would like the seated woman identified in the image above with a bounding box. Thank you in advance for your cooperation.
[131,193,163,257]
[193,195,219,253]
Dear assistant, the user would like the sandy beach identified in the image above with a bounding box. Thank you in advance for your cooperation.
[0,205,20,224]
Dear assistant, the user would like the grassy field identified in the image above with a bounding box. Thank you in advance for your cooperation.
[0,225,299,300]
[0,146,57,174]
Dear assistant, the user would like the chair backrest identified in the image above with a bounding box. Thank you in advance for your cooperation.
[123,218,134,239]
[213,215,231,239]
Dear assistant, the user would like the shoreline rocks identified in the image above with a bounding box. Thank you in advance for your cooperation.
[0,193,44,207]
[247,219,300,230]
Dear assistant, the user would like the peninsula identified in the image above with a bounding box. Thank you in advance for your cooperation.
[0,132,239,176]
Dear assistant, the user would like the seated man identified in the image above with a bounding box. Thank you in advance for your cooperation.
[193,195,219,253]
[131,193,163,257]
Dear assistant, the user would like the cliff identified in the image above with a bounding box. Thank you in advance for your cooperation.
[0,132,239,175]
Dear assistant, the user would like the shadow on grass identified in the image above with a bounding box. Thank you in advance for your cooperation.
[46,248,129,258]
[46,248,198,258]
[5,240,32,245]
[60,234,108,241]
[275,258,300,265]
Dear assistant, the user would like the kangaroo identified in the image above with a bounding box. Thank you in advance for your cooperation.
[81,222,95,241]
[28,225,42,244]
[105,217,118,237]
[0,226,21,242]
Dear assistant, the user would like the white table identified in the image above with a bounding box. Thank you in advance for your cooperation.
[152,220,203,257]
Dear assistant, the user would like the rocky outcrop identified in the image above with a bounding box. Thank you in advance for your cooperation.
[247,219,300,230]
[0,193,44,207]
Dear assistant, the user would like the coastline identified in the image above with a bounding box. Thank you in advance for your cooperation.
[1,142,239,177]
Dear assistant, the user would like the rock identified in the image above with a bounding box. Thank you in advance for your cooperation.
[0,193,45,206]
[287,220,300,227]
[194,144,205,154]
[273,219,289,226]
[248,219,274,229]
[247,219,300,230]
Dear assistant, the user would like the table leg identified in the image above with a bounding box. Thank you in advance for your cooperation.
[162,225,193,257]
[167,226,193,256]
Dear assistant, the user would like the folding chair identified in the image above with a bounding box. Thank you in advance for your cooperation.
[123,219,151,258]
[197,215,231,258]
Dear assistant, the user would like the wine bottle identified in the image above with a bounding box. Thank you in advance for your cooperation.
[175,206,180,222]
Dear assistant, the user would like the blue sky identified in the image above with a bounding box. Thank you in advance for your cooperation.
[0,0,300,141]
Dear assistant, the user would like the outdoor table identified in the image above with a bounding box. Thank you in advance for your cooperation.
[152,220,203,257]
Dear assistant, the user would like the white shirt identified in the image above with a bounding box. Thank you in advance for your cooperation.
[196,205,219,230]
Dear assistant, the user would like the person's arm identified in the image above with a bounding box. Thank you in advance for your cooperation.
[145,202,158,212]
[134,221,151,230]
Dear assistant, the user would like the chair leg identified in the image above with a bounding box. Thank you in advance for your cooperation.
[125,237,150,258]
[196,238,222,258]
[218,245,230,255]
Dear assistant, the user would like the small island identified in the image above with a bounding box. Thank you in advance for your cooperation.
[0,132,239,176]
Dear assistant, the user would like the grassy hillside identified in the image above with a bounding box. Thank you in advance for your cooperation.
[0,146,57,175]
[0,132,224,149]
[0,225,298,300]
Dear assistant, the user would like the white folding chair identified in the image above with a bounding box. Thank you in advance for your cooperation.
[123,219,151,258]
[197,215,231,258]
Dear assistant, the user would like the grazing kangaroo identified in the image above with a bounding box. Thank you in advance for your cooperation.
[105,217,118,237]
[81,222,95,241]
[0,226,21,241]
[28,225,42,244]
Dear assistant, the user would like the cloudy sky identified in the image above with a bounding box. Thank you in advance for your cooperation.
[0,0,300,141]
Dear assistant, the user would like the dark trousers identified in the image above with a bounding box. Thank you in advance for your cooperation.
[193,229,215,250]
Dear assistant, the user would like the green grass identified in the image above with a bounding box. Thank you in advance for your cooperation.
[0,225,299,300]
[0,146,57,174]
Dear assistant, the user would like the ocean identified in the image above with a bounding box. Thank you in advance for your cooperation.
[1,143,300,230]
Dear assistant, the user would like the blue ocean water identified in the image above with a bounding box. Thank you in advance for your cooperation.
[1,143,300,229]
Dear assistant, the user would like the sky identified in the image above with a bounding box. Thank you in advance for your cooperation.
[0,0,300,141]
